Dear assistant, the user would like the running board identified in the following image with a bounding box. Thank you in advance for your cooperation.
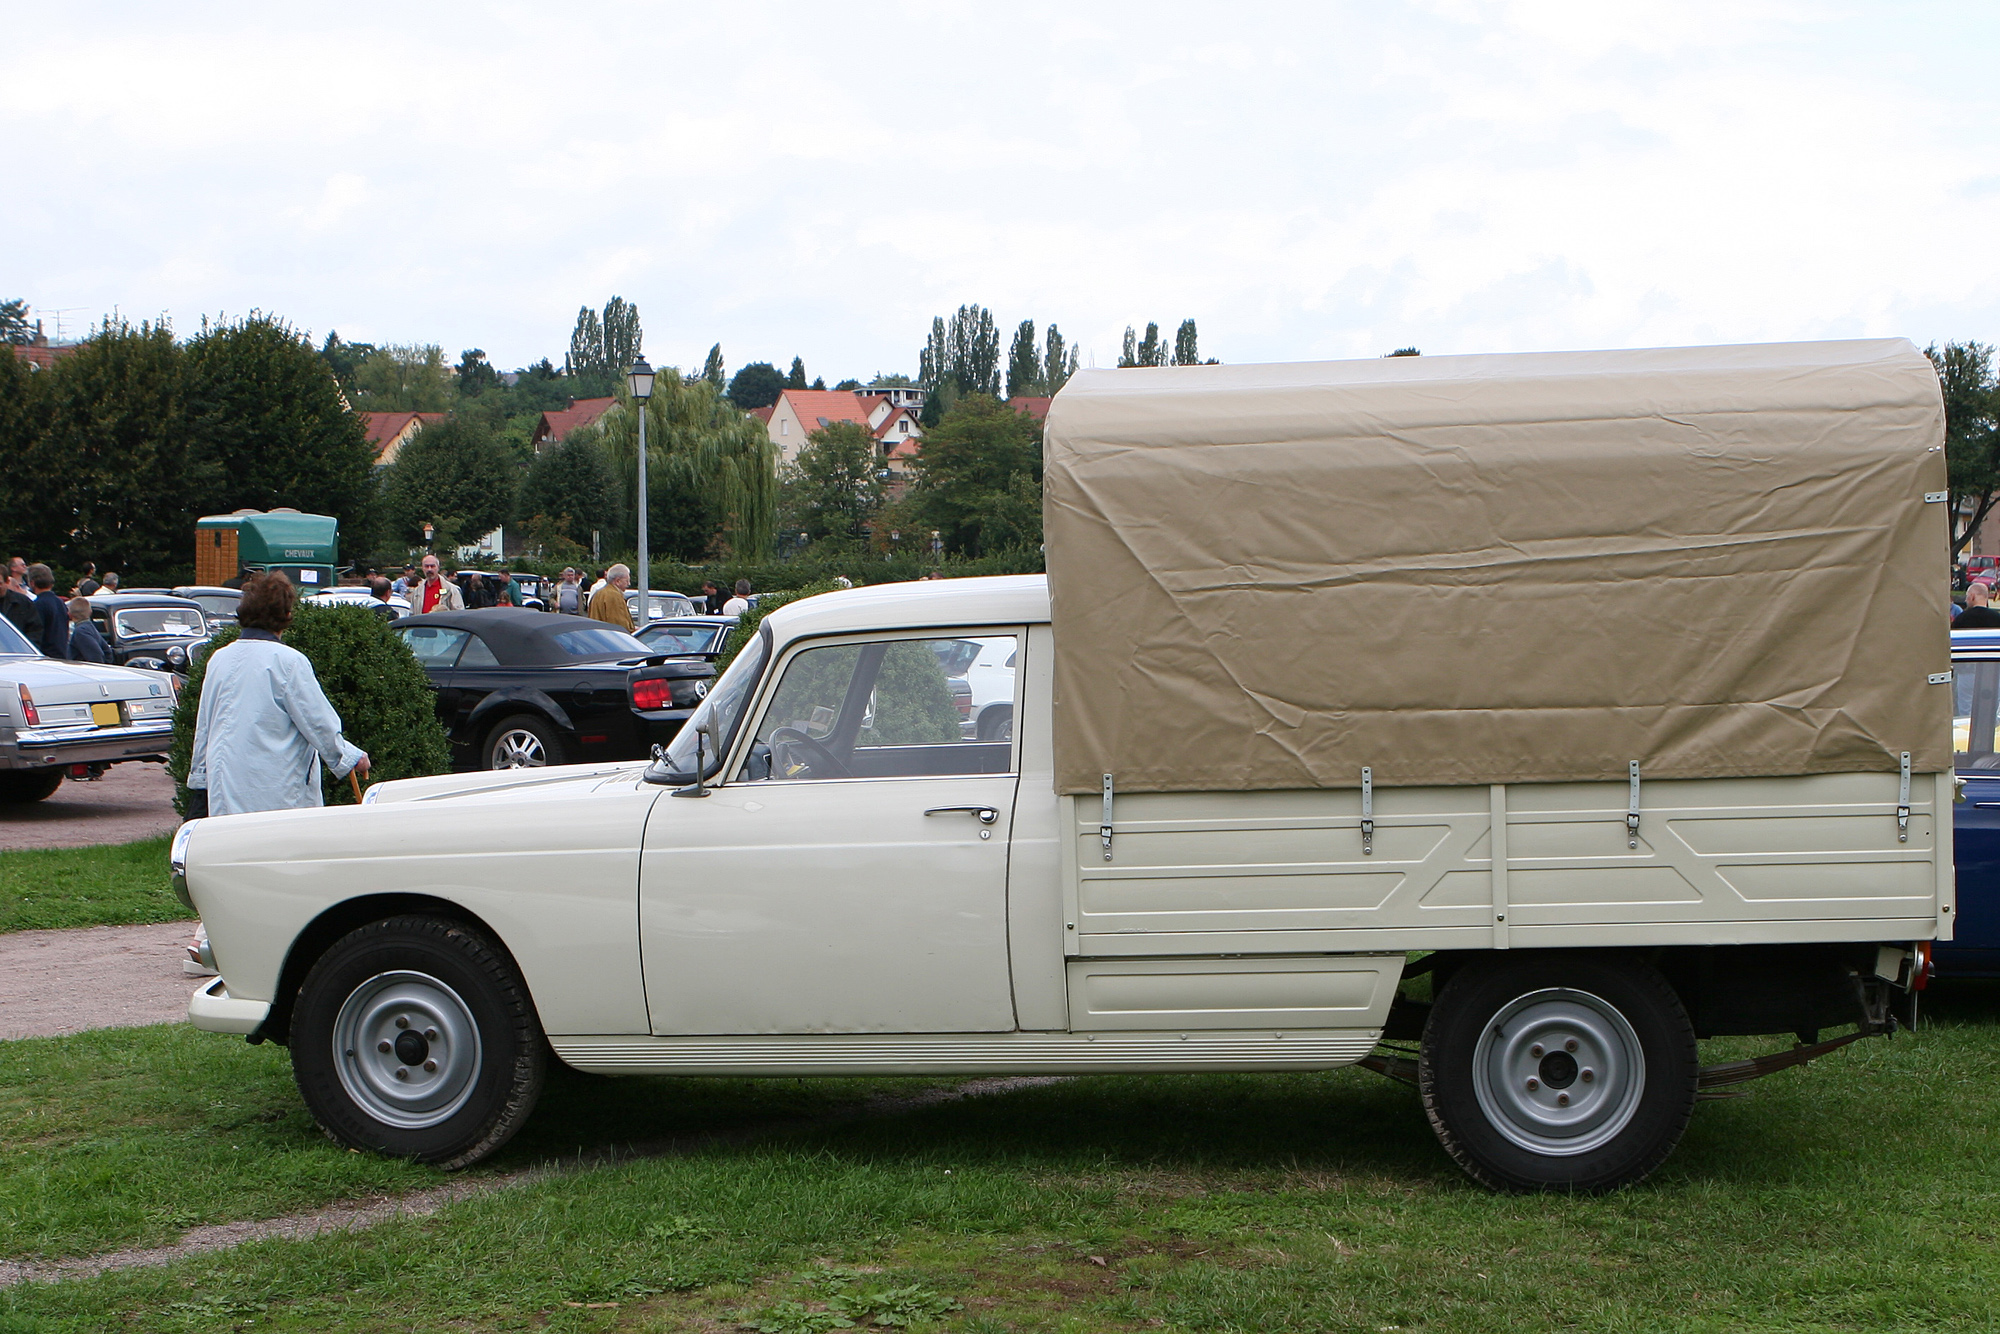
[549,1029,1382,1077]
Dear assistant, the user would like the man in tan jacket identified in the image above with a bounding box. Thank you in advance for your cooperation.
[587,563,633,630]
[413,555,465,614]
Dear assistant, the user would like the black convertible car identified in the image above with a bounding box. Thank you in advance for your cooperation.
[394,608,715,770]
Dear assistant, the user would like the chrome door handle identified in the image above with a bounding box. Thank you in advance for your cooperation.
[925,805,999,825]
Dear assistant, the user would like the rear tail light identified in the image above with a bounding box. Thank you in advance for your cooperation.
[631,677,672,710]
[1913,941,1934,991]
[17,684,37,726]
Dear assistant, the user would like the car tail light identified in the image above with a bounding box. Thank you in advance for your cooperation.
[631,677,672,710]
[17,684,37,726]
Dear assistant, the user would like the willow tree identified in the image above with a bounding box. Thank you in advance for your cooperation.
[597,369,777,562]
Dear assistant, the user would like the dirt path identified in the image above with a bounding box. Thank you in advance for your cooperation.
[0,763,181,851]
[0,920,199,1040]
[0,1076,1066,1289]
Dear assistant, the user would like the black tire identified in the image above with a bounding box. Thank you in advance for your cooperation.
[976,704,1013,743]
[484,714,563,770]
[0,770,64,804]
[291,916,546,1168]
[1419,953,1696,1193]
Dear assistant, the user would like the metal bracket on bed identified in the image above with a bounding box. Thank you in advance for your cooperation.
[1100,773,1115,861]
[1898,751,1911,843]
[1361,766,1374,856]
[1627,761,1641,849]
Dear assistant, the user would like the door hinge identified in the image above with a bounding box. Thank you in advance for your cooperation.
[1360,766,1374,856]
[1925,491,1949,504]
[1100,773,1115,861]
[1898,751,1911,843]
[1627,760,1642,850]
[1929,671,1954,685]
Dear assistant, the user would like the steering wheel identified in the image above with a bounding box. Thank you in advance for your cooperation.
[769,726,851,779]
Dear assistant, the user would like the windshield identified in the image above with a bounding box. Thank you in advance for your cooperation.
[552,627,649,657]
[115,607,206,638]
[652,632,769,780]
[0,615,36,657]
[642,622,726,655]
[186,595,239,617]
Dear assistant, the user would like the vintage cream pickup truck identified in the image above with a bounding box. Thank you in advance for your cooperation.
[179,339,1952,1191]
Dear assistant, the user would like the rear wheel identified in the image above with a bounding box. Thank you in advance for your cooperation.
[0,770,64,803]
[976,704,1013,743]
[484,714,563,770]
[1419,953,1696,1192]
[291,916,545,1168]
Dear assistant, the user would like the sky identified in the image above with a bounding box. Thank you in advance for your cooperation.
[7,0,2000,382]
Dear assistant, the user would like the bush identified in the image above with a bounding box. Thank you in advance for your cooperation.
[715,580,842,673]
[167,604,450,814]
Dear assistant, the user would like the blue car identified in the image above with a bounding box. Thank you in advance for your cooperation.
[1946,628,2000,976]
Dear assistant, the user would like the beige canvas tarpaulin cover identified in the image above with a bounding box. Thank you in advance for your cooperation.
[1043,339,1951,797]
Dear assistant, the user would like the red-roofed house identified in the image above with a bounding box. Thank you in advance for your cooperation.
[764,388,924,479]
[9,331,83,373]
[362,411,448,466]
[1006,396,1053,422]
[530,396,619,453]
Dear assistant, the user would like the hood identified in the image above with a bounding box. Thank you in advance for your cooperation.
[0,654,176,706]
[362,761,647,806]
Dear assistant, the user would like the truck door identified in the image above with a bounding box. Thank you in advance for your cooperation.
[1949,656,2000,971]
[638,629,1022,1034]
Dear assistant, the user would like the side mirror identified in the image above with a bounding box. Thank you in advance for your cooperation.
[670,725,714,799]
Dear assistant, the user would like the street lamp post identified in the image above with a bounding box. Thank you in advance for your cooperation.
[628,357,655,623]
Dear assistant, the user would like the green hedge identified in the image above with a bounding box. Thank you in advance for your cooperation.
[497,546,1045,598]
[167,604,450,815]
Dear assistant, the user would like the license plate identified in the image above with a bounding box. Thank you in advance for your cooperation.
[90,702,121,728]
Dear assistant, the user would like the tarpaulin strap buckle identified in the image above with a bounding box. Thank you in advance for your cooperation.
[1898,752,1911,843]
[1627,761,1642,850]
[1100,773,1115,861]
[1361,767,1374,856]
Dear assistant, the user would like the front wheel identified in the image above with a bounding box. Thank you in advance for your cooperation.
[1419,954,1696,1192]
[291,917,545,1168]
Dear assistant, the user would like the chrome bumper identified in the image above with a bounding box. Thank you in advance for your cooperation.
[188,977,269,1034]
[0,721,174,768]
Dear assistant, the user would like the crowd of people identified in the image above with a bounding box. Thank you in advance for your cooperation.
[1,555,120,662]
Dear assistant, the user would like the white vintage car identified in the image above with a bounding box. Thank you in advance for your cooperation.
[0,613,180,800]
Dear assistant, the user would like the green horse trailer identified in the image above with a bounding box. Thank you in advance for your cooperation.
[195,510,339,589]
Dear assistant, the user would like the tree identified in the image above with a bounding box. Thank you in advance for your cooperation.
[183,314,377,541]
[727,361,785,409]
[318,331,376,390]
[567,305,604,379]
[810,377,826,391]
[349,344,453,411]
[457,348,500,396]
[781,420,884,544]
[904,393,1043,556]
[833,379,862,392]
[1388,347,1422,357]
[702,344,726,390]
[1,299,30,345]
[1119,322,1166,368]
[1173,319,1199,366]
[1930,342,2000,558]
[601,296,641,377]
[380,417,511,553]
[869,373,916,388]
[1043,324,1078,394]
[517,432,617,550]
[786,357,808,389]
[1007,319,1043,399]
[564,297,642,395]
[917,305,1001,405]
[597,370,778,561]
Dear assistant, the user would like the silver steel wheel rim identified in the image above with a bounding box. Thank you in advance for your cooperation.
[1471,987,1645,1157]
[332,970,483,1130]
[491,728,547,768]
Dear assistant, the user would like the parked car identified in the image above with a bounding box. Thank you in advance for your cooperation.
[84,593,209,671]
[625,589,697,625]
[452,571,542,610]
[172,586,241,627]
[0,613,179,800]
[932,636,1016,741]
[305,586,412,621]
[635,616,736,659]
[1944,628,2000,978]
[392,608,714,770]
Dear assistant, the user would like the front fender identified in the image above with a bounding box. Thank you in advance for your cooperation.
[461,687,574,740]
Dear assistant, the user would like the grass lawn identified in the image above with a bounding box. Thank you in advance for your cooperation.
[3,983,1999,1332]
[0,835,183,933]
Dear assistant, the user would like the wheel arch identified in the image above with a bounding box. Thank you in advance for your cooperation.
[461,689,573,741]
[252,893,520,1047]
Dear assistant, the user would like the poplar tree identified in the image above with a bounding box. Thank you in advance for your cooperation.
[787,357,808,389]
[1043,325,1078,394]
[702,344,725,389]
[1006,320,1043,398]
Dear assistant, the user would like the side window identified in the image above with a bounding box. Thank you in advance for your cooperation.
[456,634,500,668]
[399,626,469,669]
[751,634,1017,781]
[1956,660,2000,768]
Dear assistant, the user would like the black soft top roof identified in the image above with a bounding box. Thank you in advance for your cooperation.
[395,607,644,665]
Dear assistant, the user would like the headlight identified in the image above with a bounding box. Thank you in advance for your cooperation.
[168,820,197,910]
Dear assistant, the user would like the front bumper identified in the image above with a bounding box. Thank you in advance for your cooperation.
[188,977,270,1034]
[0,721,174,770]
